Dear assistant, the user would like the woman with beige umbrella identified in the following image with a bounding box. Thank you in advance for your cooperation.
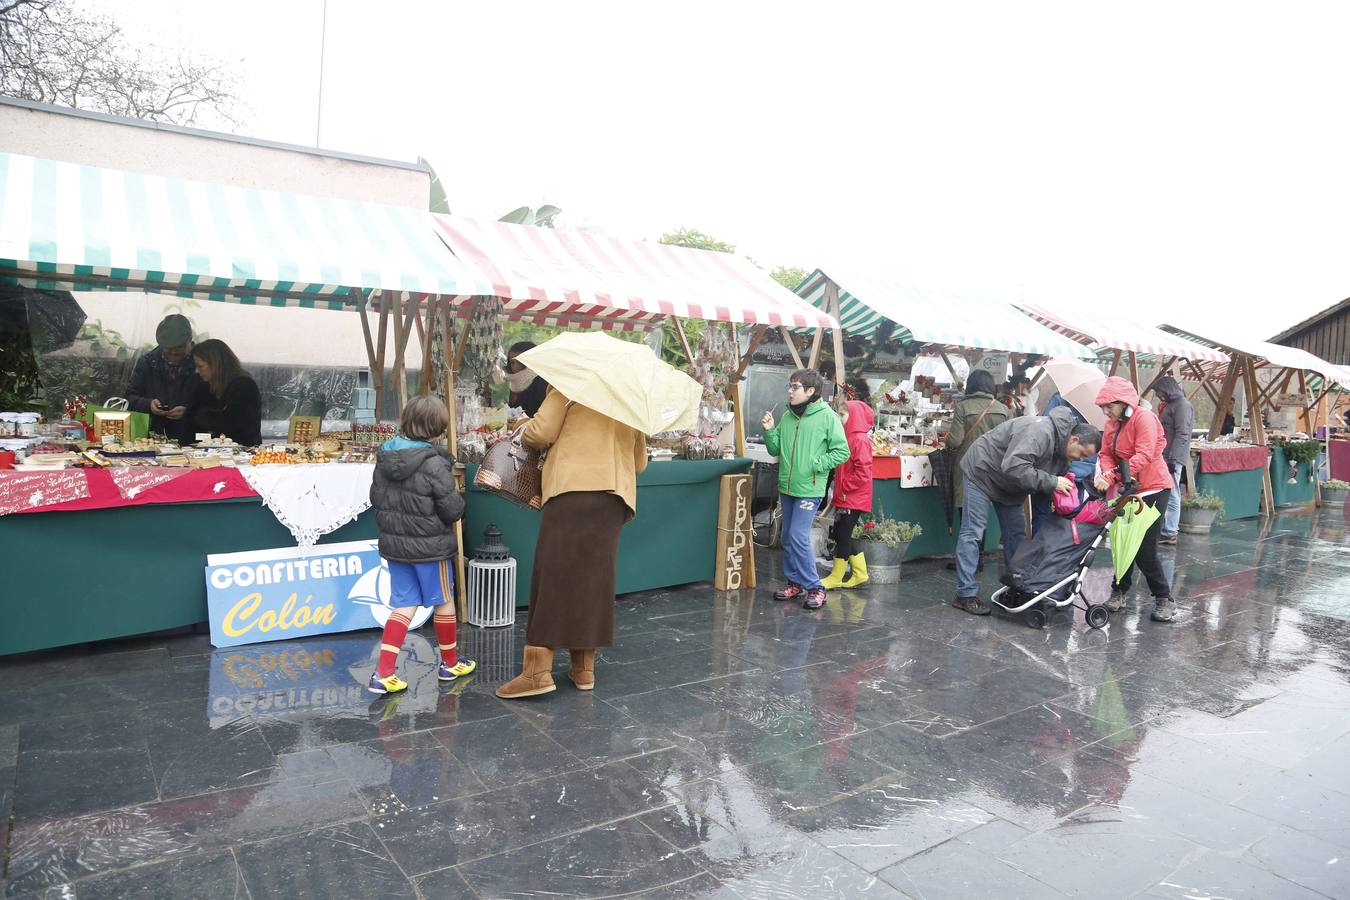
[495,333,701,699]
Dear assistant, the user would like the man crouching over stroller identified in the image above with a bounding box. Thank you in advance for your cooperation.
[952,408,1101,615]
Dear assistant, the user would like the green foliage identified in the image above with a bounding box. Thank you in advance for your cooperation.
[419,156,451,214]
[499,205,562,227]
[770,265,809,292]
[0,306,43,412]
[853,509,923,546]
[659,318,706,367]
[659,227,735,254]
[1181,491,1226,514]
[1272,438,1321,466]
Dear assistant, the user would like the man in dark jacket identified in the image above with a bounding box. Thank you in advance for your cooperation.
[124,314,211,444]
[953,407,1101,614]
[1153,376,1195,544]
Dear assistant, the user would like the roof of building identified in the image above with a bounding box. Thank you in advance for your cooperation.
[0,94,426,174]
[1269,296,1350,344]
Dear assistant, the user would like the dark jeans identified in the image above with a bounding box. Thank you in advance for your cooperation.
[830,508,863,558]
[1115,492,1172,599]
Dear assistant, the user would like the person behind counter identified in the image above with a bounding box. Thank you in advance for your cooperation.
[506,341,550,416]
[191,339,262,446]
[124,314,212,444]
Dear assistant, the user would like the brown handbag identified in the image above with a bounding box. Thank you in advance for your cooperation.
[473,422,545,510]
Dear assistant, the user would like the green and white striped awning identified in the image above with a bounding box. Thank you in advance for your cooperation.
[0,150,493,309]
[796,268,1097,359]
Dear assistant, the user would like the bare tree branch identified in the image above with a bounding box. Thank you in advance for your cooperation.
[0,0,241,127]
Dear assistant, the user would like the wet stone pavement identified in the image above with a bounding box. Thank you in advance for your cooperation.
[3,506,1350,898]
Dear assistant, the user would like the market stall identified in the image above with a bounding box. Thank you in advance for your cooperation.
[0,150,493,653]
[1160,324,1350,516]
[428,215,837,599]
[792,269,1095,558]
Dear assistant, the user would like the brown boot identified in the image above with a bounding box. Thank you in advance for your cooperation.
[568,649,595,691]
[496,645,556,699]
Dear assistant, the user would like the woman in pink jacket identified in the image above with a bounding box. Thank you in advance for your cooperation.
[1093,376,1178,622]
[822,384,875,589]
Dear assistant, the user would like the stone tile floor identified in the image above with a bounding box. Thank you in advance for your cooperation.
[2,506,1349,898]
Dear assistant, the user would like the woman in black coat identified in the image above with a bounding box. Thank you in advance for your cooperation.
[191,339,263,446]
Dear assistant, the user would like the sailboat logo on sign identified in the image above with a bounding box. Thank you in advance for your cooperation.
[347,562,434,629]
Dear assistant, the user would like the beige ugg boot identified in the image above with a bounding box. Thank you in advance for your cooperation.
[495,645,556,699]
[568,649,596,690]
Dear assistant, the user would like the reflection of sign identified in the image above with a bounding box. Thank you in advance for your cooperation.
[206,631,440,727]
[977,352,1009,378]
[715,474,754,590]
[205,540,432,648]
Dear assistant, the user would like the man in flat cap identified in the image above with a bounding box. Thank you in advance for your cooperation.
[125,314,211,443]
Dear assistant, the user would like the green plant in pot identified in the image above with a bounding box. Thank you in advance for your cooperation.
[851,510,922,584]
[1271,438,1321,483]
[1320,478,1349,508]
[1179,491,1225,534]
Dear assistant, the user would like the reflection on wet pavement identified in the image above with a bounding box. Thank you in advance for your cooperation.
[1,506,1349,897]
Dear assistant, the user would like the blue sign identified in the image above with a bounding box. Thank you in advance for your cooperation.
[205,540,432,647]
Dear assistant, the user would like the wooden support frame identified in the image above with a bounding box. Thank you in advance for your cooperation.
[1239,358,1275,517]
[1183,359,1221,405]
[939,351,962,384]
[436,298,469,622]
[777,326,805,369]
[1208,355,1243,439]
[725,322,756,587]
[824,280,848,399]
[1139,356,1177,396]
[736,324,770,379]
[371,290,391,422]
[1109,350,1122,378]
[1128,351,1140,390]
[670,317,695,366]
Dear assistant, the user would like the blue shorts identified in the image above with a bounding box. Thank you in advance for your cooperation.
[387,559,454,608]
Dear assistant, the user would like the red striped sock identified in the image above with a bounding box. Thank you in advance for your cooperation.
[376,615,410,678]
[433,612,458,666]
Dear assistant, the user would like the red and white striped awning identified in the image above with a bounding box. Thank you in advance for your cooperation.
[1017,301,1228,363]
[431,214,838,333]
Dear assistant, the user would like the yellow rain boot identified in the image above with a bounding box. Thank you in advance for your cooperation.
[819,558,850,589]
[840,552,869,588]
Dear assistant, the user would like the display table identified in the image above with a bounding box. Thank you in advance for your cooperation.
[1269,445,1316,507]
[1328,439,1350,481]
[0,495,376,655]
[871,475,1001,559]
[463,457,752,607]
[1193,445,1271,521]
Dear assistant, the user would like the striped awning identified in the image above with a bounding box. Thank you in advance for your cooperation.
[0,150,492,309]
[432,215,838,332]
[1017,301,1229,363]
[796,268,1096,358]
[1162,324,1350,389]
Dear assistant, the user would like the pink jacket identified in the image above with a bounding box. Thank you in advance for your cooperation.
[1094,377,1175,495]
[832,400,874,512]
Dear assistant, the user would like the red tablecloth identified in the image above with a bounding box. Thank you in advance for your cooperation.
[874,456,901,480]
[0,467,258,516]
[1196,445,1271,474]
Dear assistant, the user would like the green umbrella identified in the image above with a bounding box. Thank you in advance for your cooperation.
[1109,497,1161,582]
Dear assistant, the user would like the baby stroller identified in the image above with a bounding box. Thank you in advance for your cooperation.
[989,475,1131,629]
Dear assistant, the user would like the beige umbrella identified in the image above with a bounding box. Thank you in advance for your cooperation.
[517,332,703,434]
[1040,357,1108,428]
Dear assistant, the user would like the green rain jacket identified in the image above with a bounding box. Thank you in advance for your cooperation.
[763,400,849,498]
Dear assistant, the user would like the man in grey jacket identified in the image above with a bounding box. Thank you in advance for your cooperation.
[1153,376,1195,544]
[953,407,1101,614]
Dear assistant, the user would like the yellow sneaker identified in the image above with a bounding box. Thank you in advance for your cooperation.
[438,658,477,681]
[367,672,408,695]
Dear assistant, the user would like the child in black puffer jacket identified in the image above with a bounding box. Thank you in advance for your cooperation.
[367,395,474,694]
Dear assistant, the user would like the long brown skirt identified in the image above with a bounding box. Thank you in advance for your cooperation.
[526,490,627,649]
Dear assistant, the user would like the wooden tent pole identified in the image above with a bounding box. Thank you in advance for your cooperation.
[1108,350,1122,377]
[1183,359,1221,405]
[806,326,824,370]
[355,288,376,372]
[1140,356,1176,396]
[778,327,805,369]
[372,290,391,422]
[451,297,479,375]
[389,291,409,416]
[436,300,468,623]
[1208,355,1242,439]
[670,317,694,366]
[736,324,770,378]
[939,351,961,383]
[417,297,437,395]
[1128,352,1140,390]
[825,280,847,395]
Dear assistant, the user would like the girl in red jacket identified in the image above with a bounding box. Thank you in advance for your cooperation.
[1093,376,1178,622]
[822,383,875,589]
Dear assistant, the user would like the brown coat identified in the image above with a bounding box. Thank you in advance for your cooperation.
[523,388,648,518]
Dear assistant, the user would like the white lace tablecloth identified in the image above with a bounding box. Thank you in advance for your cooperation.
[239,463,375,548]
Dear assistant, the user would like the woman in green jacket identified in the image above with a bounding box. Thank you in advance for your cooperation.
[761,369,849,609]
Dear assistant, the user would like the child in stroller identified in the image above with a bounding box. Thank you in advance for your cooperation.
[989,473,1117,629]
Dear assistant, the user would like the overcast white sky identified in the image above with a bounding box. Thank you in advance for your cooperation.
[92,0,1349,343]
